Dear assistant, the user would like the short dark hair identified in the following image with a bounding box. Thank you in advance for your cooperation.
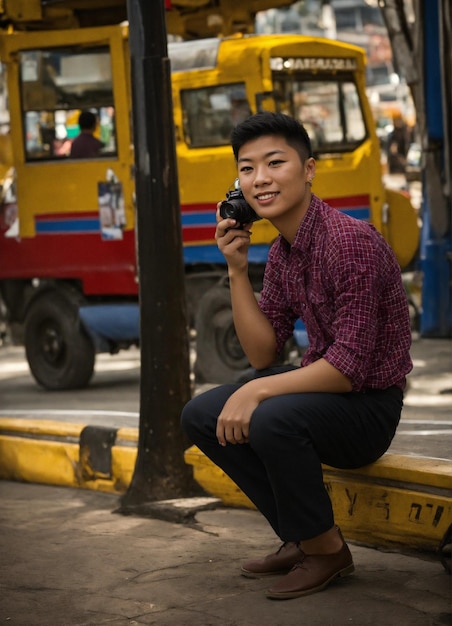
[231,112,313,163]
[78,110,97,131]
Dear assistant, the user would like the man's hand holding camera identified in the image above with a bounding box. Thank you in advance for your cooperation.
[215,211,253,273]
[215,185,261,272]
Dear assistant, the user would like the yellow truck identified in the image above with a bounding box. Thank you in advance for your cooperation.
[0,24,419,389]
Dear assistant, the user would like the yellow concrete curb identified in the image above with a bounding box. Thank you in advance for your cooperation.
[1,418,451,557]
[0,418,138,494]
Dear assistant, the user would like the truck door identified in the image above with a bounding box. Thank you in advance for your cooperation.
[6,26,136,294]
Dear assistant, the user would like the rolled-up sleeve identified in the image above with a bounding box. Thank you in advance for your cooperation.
[321,229,390,390]
[323,264,380,390]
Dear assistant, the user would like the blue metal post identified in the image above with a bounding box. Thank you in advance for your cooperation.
[420,0,452,337]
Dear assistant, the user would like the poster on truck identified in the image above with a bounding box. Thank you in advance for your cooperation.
[97,180,126,240]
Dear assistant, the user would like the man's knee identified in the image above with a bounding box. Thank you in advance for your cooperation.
[248,402,283,449]
[181,384,238,440]
[181,395,203,437]
[248,399,312,451]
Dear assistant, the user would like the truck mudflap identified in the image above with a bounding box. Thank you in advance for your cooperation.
[383,188,420,270]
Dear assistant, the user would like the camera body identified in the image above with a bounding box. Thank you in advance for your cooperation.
[219,189,261,226]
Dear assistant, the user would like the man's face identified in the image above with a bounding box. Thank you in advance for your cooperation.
[237,134,315,227]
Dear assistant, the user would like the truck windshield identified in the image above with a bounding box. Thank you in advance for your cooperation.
[181,83,251,148]
[273,77,367,155]
[19,46,116,161]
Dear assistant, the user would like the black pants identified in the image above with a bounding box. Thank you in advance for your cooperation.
[181,365,403,542]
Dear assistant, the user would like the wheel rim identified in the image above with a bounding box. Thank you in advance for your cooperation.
[37,321,66,366]
[214,309,248,369]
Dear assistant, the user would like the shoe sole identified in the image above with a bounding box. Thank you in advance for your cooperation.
[265,563,355,599]
[241,567,292,579]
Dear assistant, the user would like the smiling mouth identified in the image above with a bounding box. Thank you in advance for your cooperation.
[256,192,278,201]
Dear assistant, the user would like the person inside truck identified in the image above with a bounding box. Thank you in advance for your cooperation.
[387,113,412,174]
[220,88,252,139]
[70,110,104,158]
[181,112,412,600]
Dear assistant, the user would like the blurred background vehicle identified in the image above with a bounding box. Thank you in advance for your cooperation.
[405,142,422,182]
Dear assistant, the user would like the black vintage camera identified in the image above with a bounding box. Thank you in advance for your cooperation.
[219,188,261,226]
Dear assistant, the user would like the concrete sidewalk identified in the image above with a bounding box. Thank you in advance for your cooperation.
[0,480,450,626]
[0,336,451,625]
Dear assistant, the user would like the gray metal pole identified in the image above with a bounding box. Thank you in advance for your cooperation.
[120,0,196,508]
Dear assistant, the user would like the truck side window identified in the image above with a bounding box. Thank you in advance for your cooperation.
[19,47,116,161]
[181,83,251,148]
[0,62,9,135]
[0,61,11,178]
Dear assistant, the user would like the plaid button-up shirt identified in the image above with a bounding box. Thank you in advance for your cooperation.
[258,194,412,391]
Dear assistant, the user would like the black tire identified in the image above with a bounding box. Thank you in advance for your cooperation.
[24,290,95,390]
[194,283,250,383]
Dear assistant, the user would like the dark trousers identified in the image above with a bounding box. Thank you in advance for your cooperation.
[181,366,403,542]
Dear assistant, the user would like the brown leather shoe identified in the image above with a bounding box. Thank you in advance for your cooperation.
[265,541,354,599]
[241,542,304,578]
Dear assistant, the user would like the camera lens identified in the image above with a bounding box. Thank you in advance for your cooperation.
[220,201,237,219]
[219,190,261,225]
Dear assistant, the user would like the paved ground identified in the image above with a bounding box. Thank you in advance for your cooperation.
[0,481,451,626]
[0,333,451,625]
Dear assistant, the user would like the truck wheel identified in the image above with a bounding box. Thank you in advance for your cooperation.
[194,283,250,383]
[24,291,95,390]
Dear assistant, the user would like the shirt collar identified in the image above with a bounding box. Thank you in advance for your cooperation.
[280,193,320,254]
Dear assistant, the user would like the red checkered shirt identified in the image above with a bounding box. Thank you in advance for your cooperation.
[258,194,413,391]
